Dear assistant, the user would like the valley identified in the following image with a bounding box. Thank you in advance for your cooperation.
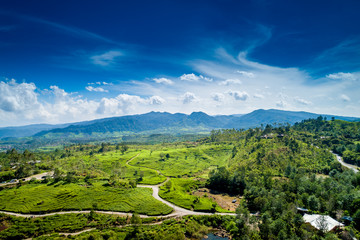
[0,117,360,239]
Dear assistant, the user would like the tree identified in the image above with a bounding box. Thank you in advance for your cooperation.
[315,215,329,234]
[353,209,360,230]
[53,168,64,181]
[130,213,142,225]
[120,144,129,155]
[308,195,320,211]
[232,146,238,158]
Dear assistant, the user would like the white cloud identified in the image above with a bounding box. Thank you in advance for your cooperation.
[200,75,213,82]
[211,93,225,102]
[149,96,165,105]
[341,94,351,102]
[180,92,197,104]
[50,85,68,98]
[88,81,112,86]
[218,79,242,86]
[294,97,312,106]
[0,79,38,112]
[97,94,164,114]
[253,94,264,99]
[236,70,255,78]
[85,86,108,92]
[0,78,170,127]
[179,73,212,82]
[326,72,356,81]
[91,50,122,66]
[153,77,174,85]
[180,73,200,81]
[227,90,249,101]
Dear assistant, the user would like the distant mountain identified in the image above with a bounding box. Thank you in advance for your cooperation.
[0,124,70,139]
[223,109,358,129]
[33,109,359,138]
[0,109,358,139]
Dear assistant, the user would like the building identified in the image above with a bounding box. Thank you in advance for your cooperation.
[303,214,344,232]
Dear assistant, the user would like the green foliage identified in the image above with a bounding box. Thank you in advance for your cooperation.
[159,178,227,212]
[133,144,232,177]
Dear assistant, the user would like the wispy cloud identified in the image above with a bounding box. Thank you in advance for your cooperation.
[218,79,242,86]
[88,81,113,85]
[0,11,117,44]
[311,38,360,74]
[236,70,255,78]
[180,73,212,82]
[85,86,108,92]
[341,94,351,102]
[153,77,174,85]
[253,93,264,99]
[326,72,357,81]
[294,97,312,106]
[91,50,123,66]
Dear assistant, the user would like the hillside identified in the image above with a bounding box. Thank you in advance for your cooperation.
[0,109,358,140]
[33,109,359,138]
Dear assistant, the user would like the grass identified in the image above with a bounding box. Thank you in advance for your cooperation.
[55,148,166,185]
[0,212,152,239]
[0,213,90,239]
[0,181,172,216]
[132,144,233,177]
[159,178,230,213]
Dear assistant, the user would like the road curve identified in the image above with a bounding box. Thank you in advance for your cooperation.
[0,154,236,218]
[332,152,359,173]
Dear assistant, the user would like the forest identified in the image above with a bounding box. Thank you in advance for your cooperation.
[0,118,359,239]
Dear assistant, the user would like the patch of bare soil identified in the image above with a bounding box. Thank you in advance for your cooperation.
[0,223,9,231]
[193,188,241,212]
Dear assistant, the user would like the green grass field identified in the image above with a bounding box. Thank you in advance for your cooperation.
[159,178,230,212]
[132,144,233,177]
[56,149,166,184]
[0,181,172,216]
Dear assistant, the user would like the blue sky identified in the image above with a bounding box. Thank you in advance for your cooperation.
[0,0,360,126]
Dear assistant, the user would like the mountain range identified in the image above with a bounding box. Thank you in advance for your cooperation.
[0,109,358,139]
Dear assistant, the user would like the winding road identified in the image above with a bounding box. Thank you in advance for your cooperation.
[333,152,359,173]
[1,151,355,219]
[0,155,235,219]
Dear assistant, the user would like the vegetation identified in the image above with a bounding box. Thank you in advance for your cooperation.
[0,181,172,215]
[159,178,227,212]
[1,117,360,239]
[132,143,232,177]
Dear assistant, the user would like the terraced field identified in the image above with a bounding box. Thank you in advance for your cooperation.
[132,144,233,177]
[0,181,172,216]
[158,178,229,212]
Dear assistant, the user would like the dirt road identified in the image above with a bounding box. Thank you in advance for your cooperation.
[0,171,53,187]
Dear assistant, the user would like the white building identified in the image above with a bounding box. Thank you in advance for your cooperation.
[303,214,344,232]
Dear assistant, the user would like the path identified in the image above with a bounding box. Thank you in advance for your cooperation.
[126,152,162,175]
[332,152,359,173]
[127,152,235,217]
[0,154,235,219]
[0,171,54,187]
[25,219,173,239]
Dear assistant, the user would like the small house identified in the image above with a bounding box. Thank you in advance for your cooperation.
[303,214,344,232]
